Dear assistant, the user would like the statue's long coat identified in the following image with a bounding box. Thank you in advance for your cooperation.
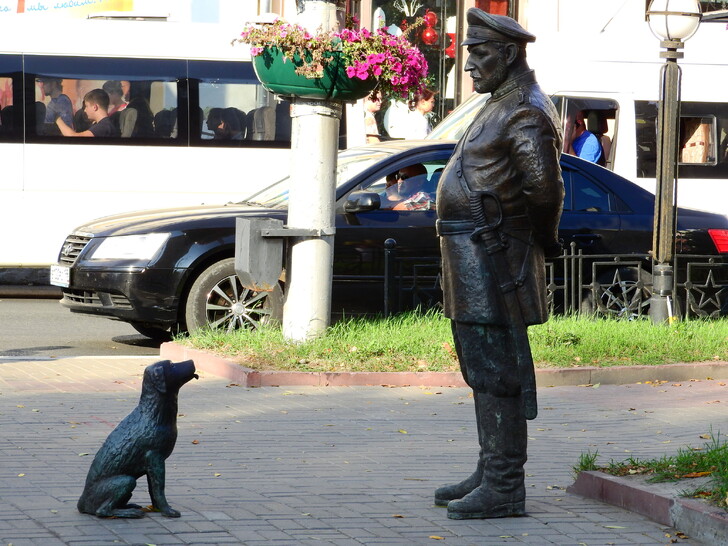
[436,71,564,326]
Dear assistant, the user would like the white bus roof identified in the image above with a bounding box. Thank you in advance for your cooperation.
[0,16,252,61]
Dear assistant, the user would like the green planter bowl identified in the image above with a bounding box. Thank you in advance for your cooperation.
[252,47,377,101]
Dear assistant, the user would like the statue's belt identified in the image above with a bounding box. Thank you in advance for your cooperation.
[436,215,530,236]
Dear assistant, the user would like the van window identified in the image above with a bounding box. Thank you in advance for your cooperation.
[556,97,618,169]
[635,100,728,179]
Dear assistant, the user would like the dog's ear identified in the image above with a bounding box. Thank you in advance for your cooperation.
[149,361,169,393]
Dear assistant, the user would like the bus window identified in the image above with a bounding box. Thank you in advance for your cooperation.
[0,54,22,142]
[32,76,179,139]
[24,55,185,142]
[197,81,291,142]
[0,76,13,138]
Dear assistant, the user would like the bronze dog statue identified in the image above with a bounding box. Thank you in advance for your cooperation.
[78,359,198,518]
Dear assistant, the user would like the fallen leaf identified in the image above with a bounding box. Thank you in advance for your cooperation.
[399,429,408,434]
[78,453,89,457]
[603,525,626,529]
[699,434,711,439]
[682,471,712,478]
[191,439,199,445]
[392,514,405,518]
[16,404,24,408]
[214,473,221,477]
[18,473,25,477]
[428,536,444,540]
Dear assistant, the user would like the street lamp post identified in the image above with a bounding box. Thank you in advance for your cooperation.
[646,0,701,324]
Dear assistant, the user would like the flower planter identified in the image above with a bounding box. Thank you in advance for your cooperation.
[253,47,377,101]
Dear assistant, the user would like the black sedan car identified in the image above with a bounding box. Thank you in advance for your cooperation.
[51,140,728,338]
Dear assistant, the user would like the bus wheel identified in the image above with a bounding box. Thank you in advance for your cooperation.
[184,258,283,333]
[580,267,652,319]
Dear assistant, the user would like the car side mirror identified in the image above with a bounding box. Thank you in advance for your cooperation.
[344,191,381,213]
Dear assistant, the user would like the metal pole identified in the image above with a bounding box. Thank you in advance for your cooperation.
[649,40,683,324]
[282,0,344,342]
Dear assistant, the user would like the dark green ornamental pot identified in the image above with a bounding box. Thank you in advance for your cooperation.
[252,46,377,101]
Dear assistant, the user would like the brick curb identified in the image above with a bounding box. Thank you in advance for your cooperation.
[568,471,728,544]
[160,341,728,387]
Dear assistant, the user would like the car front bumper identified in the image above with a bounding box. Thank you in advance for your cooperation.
[59,267,186,327]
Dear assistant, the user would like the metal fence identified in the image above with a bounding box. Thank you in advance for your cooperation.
[383,241,728,319]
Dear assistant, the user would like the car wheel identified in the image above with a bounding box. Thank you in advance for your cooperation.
[184,258,283,333]
[130,322,173,341]
[580,267,652,319]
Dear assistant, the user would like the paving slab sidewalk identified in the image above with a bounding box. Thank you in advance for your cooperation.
[1,355,727,545]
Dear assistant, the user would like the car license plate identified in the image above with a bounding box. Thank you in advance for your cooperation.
[50,265,70,288]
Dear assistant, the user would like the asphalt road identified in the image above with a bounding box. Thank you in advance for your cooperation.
[0,298,162,358]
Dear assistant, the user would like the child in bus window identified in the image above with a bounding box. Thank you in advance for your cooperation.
[55,89,120,138]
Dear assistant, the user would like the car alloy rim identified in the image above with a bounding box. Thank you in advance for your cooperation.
[598,274,650,319]
[205,274,273,331]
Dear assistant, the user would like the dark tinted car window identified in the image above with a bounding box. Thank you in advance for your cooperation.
[572,170,612,212]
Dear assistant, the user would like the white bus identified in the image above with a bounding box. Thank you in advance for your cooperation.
[0,16,357,276]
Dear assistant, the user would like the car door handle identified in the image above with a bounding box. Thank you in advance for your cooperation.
[570,233,602,245]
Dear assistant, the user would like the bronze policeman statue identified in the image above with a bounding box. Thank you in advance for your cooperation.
[434,8,564,519]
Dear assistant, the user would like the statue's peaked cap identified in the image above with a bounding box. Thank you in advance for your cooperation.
[462,8,535,46]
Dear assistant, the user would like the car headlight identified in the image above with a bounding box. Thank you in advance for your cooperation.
[88,233,171,261]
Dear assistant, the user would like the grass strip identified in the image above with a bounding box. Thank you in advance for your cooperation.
[574,430,728,510]
[178,312,728,372]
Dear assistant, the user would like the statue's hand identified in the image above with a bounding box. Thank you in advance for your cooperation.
[543,239,563,258]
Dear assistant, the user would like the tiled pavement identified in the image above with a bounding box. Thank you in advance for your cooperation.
[1,356,726,545]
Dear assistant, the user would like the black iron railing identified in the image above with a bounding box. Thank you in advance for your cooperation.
[383,240,728,319]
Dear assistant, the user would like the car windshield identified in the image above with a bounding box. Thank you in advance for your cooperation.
[240,148,391,209]
[427,92,489,141]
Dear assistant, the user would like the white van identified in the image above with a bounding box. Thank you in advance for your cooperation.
[429,18,728,216]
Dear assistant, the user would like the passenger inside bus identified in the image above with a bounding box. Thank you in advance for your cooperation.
[55,89,119,138]
[207,107,244,140]
[103,80,128,116]
[38,77,74,135]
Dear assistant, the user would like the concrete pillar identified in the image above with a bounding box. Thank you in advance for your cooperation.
[282,99,341,341]
[282,0,343,342]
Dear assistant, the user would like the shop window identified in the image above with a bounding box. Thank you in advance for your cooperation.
[476,0,511,16]
[370,1,459,133]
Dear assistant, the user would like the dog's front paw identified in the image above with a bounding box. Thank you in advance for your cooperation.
[160,506,181,518]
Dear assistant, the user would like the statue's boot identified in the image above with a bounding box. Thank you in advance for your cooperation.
[434,392,485,507]
[447,393,527,519]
